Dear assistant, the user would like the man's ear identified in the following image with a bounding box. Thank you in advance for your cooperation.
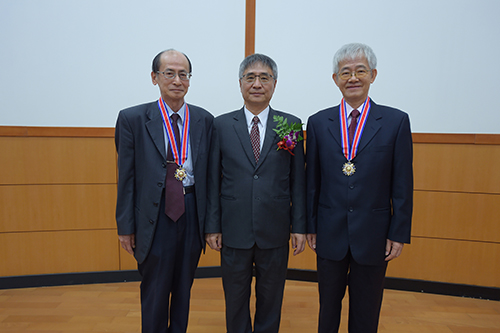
[151,71,158,86]
[370,69,378,83]
[332,73,340,87]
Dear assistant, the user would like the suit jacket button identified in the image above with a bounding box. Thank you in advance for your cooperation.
[157,182,163,187]
[254,175,259,180]
[162,163,166,168]
[349,207,354,212]
[149,220,154,224]
[349,184,355,189]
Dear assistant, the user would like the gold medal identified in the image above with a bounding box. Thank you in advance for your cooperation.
[174,166,187,181]
[342,162,356,176]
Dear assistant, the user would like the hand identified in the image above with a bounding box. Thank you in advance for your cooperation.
[291,233,306,256]
[205,233,223,251]
[306,234,317,252]
[118,234,135,255]
[385,239,404,261]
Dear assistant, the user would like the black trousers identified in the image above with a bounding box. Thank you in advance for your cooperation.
[317,251,388,333]
[138,191,202,333]
[221,244,289,333]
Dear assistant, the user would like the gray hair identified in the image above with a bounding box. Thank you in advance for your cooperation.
[239,53,278,80]
[333,43,377,73]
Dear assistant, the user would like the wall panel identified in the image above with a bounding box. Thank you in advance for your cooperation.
[0,230,119,277]
[0,128,119,277]
[288,247,316,271]
[1,127,499,290]
[413,143,500,194]
[199,251,221,267]
[0,137,116,185]
[0,184,116,232]
[387,139,500,288]
[119,247,137,271]
[387,237,500,288]
[412,190,500,242]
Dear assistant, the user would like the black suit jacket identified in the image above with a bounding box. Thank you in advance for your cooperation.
[206,107,306,249]
[115,101,213,264]
[306,100,413,266]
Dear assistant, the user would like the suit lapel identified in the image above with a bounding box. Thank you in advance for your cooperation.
[145,102,167,161]
[356,101,382,155]
[256,108,279,171]
[188,105,203,168]
[327,102,382,156]
[327,106,342,147]
[233,108,257,167]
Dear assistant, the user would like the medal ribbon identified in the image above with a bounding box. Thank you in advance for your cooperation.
[340,97,371,161]
[158,97,190,166]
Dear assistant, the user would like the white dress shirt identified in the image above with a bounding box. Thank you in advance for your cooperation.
[345,98,368,126]
[244,106,269,152]
[162,103,194,187]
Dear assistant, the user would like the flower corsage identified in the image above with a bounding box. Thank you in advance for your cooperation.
[273,115,303,155]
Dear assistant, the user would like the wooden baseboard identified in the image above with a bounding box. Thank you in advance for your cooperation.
[1,268,498,301]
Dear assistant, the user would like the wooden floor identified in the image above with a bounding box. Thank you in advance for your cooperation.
[0,278,499,332]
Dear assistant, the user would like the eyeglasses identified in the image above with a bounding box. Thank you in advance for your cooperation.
[241,73,275,84]
[157,70,192,81]
[337,68,371,80]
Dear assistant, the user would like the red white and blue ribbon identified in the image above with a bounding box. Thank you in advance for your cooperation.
[158,97,190,166]
[340,97,371,161]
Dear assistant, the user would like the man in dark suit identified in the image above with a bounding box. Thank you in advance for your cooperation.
[205,53,306,333]
[115,49,213,333]
[306,43,413,332]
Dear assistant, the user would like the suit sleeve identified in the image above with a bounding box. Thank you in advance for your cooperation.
[290,121,307,234]
[305,117,320,234]
[115,111,136,235]
[388,113,413,243]
[205,120,222,233]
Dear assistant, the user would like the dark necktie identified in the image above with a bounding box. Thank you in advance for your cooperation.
[250,116,260,162]
[165,113,185,222]
[348,109,360,147]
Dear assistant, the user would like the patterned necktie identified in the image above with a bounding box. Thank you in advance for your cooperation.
[164,113,185,222]
[348,109,360,147]
[250,116,260,163]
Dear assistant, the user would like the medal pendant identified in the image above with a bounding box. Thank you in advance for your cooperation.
[174,166,187,181]
[342,162,356,176]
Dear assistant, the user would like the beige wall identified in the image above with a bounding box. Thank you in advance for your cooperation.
[387,134,500,288]
[1,127,498,288]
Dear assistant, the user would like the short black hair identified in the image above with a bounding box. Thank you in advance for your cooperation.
[152,49,192,73]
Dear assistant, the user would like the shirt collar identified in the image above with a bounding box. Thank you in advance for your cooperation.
[165,102,187,124]
[345,98,369,117]
[244,106,270,128]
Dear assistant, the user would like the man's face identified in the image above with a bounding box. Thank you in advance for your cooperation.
[151,51,190,107]
[333,55,377,107]
[239,62,277,114]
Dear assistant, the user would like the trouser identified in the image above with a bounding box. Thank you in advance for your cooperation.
[317,250,387,333]
[221,244,289,333]
[138,191,201,333]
